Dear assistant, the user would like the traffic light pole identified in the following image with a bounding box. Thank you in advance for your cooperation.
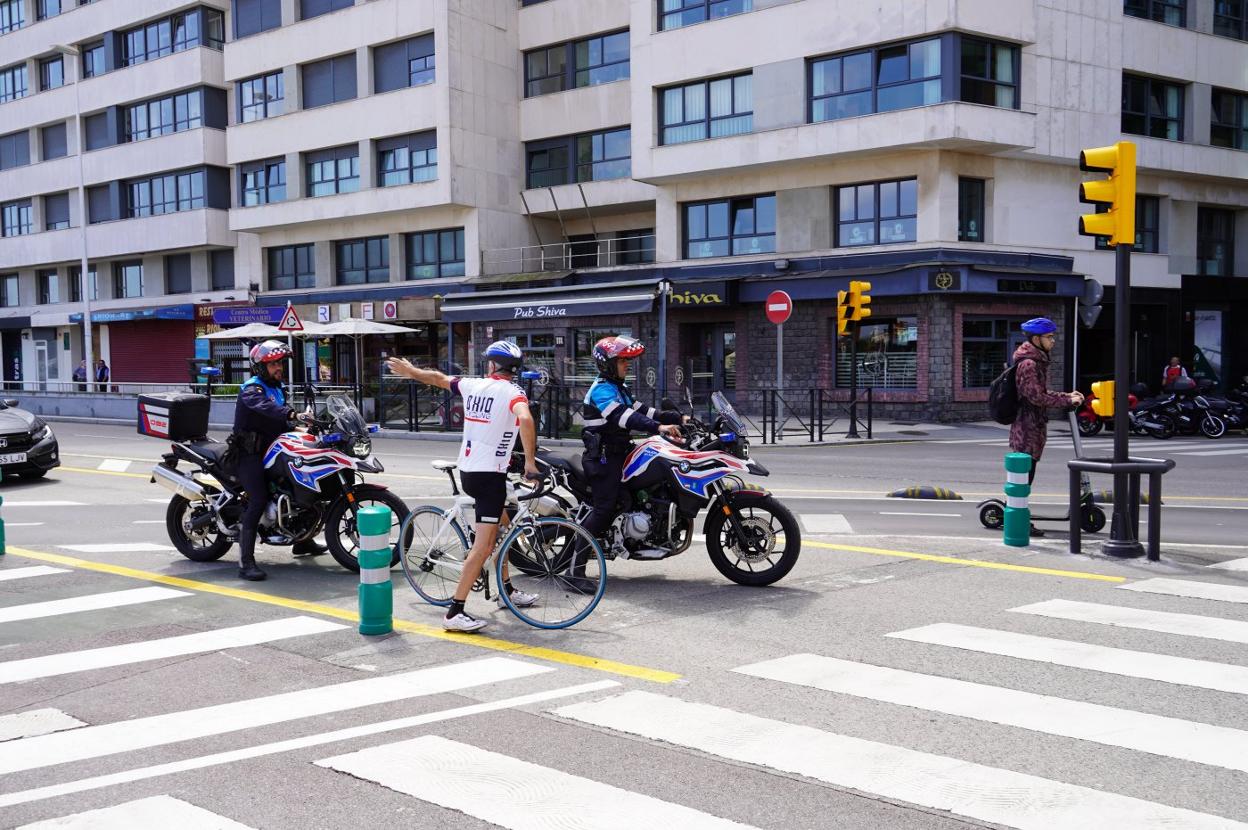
[1103,242,1145,558]
[847,322,860,439]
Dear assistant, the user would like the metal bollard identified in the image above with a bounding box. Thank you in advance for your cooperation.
[1003,453,1032,548]
[0,493,5,556]
[356,505,393,635]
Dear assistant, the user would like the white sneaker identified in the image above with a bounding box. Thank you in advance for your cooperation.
[499,588,539,608]
[443,611,488,632]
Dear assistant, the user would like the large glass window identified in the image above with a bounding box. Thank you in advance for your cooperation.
[240,157,286,205]
[268,244,315,290]
[659,0,751,31]
[524,31,628,97]
[525,44,567,97]
[122,8,224,67]
[1215,0,1247,39]
[37,270,60,305]
[1,200,32,237]
[239,72,284,123]
[1124,0,1185,26]
[684,195,775,258]
[1198,207,1236,276]
[126,170,205,217]
[233,0,281,38]
[0,130,29,170]
[526,128,630,187]
[306,145,359,196]
[405,229,465,279]
[377,132,437,186]
[960,38,1018,108]
[525,140,570,188]
[374,35,435,94]
[40,56,65,91]
[962,317,1027,388]
[302,53,357,109]
[0,64,28,103]
[1212,88,1248,150]
[0,0,24,33]
[1095,194,1160,252]
[68,265,98,302]
[0,275,18,308]
[810,39,941,123]
[837,316,919,389]
[37,0,62,19]
[837,178,918,247]
[336,237,390,285]
[1122,74,1184,141]
[81,42,105,79]
[661,73,752,144]
[124,90,203,142]
[113,261,144,298]
[958,178,985,242]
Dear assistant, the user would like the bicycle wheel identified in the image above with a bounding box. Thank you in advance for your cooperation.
[495,517,606,629]
[398,505,471,607]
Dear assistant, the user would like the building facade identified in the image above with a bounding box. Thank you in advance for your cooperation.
[2,0,1245,419]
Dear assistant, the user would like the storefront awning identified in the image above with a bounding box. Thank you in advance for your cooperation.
[70,304,195,324]
[440,280,659,322]
[0,316,31,330]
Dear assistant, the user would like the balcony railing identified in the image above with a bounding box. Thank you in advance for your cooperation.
[482,233,656,276]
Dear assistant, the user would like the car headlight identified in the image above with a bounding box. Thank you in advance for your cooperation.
[31,422,52,441]
[352,439,371,459]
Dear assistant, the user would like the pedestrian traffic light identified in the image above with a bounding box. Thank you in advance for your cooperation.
[848,280,872,322]
[1078,141,1136,247]
[836,290,850,336]
[1090,380,1115,417]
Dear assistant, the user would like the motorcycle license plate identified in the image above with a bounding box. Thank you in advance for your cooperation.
[0,452,28,464]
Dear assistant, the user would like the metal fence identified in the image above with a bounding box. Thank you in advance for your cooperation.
[481,233,656,276]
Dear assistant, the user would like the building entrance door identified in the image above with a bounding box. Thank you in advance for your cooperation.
[686,324,736,402]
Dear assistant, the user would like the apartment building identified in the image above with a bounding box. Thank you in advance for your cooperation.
[3,0,1245,417]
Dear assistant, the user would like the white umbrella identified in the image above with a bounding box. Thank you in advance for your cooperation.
[317,318,419,407]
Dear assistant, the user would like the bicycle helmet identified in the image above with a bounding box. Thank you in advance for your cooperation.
[482,340,523,372]
[592,336,645,380]
[249,339,292,374]
[1020,318,1058,336]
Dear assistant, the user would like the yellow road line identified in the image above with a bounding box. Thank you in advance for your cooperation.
[801,539,1127,583]
[58,465,151,480]
[2,546,680,684]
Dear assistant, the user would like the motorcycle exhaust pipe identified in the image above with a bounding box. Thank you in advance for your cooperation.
[151,464,207,502]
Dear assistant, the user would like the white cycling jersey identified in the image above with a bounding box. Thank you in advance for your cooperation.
[451,374,528,473]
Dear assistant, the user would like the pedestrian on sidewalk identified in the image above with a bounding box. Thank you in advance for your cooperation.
[1009,318,1083,537]
[1161,356,1188,391]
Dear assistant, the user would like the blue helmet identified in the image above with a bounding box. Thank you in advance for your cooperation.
[1021,317,1058,336]
[482,340,523,372]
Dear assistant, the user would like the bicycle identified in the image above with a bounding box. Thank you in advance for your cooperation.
[395,461,607,629]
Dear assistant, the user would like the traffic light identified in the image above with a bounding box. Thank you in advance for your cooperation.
[1090,380,1115,417]
[848,280,872,322]
[836,290,850,336]
[1078,141,1136,247]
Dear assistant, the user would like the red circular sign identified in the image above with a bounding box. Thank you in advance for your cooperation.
[765,290,793,325]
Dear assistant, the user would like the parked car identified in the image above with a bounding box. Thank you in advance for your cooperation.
[0,398,59,479]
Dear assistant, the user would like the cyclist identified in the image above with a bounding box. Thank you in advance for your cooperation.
[386,341,541,632]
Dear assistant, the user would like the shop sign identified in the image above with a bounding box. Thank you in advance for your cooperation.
[927,269,962,291]
[317,305,331,323]
[338,303,352,320]
[383,301,398,320]
[73,304,196,324]
[362,302,375,320]
[212,306,284,325]
[997,278,1057,294]
[669,282,729,307]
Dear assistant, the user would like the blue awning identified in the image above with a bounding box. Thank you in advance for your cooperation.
[69,304,195,324]
[440,280,658,322]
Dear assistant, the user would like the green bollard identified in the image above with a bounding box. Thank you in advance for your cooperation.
[356,505,393,635]
[1003,453,1032,548]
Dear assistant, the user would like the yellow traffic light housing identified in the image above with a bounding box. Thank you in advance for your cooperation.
[836,290,849,336]
[848,280,872,322]
[1090,380,1115,417]
[1078,141,1136,247]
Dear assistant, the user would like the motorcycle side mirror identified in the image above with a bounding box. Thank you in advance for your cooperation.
[660,397,678,411]
[684,386,694,410]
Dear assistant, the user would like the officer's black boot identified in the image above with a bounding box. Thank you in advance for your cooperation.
[238,527,267,581]
[292,537,328,556]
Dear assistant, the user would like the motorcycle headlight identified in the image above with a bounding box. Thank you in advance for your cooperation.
[352,438,371,459]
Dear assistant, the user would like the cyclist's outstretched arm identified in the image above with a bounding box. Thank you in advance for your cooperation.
[386,357,452,389]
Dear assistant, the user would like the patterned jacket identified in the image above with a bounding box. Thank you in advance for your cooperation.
[1008,341,1071,460]
[582,376,682,456]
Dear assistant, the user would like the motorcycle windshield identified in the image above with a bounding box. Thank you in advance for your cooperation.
[326,394,367,438]
[711,391,747,438]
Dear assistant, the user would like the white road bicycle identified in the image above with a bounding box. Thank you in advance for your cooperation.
[395,460,607,629]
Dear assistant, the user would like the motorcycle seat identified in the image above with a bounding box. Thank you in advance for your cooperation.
[538,448,587,483]
[431,460,457,472]
[178,438,229,467]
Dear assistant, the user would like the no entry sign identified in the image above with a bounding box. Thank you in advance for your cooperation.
[766,290,793,325]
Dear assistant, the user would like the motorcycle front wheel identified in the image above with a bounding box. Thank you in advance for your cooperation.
[1146,414,1176,440]
[1076,413,1103,437]
[705,495,801,586]
[323,488,408,572]
[166,493,231,562]
[1201,415,1227,439]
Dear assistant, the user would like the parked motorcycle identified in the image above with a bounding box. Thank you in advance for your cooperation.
[533,390,801,586]
[1076,391,1138,437]
[151,393,406,572]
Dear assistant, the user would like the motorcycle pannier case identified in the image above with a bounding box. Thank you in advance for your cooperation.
[137,392,210,440]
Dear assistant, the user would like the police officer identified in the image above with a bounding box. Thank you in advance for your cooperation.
[579,336,684,550]
[231,340,322,581]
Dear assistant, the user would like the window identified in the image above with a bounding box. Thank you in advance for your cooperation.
[837,178,918,247]
[1212,88,1248,150]
[126,170,206,217]
[1198,207,1236,276]
[659,0,751,31]
[524,31,628,97]
[114,261,143,299]
[268,244,315,290]
[1,201,32,237]
[302,53,356,109]
[210,249,233,290]
[810,39,940,122]
[336,237,390,285]
[41,123,67,160]
[958,178,985,242]
[306,145,359,196]
[960,38,1018,109]
[37,0,62,19]
[1,64,28,103]
[374,35,435,94]
[240,157,286,205]
[837,316,919,389]
[962,317,1026,388]
[37,270,59,305]
[0,275,18,308]
[0,0,23,33]
[44,192,69,230]
[301,0,351,20]
[405,229,465,279]
[124,90,203,142]
[377,132,437,187]
[661,73,752,144]
[87,184,114,223]
[1215,0,1247,39]
[1122,74,1184,141]
[525,128,630,187]
[233,0,281,38]
[68,265,98,302]
[1124,0,1185,26]
[40,56,65,91]
[526,140,570,188]
[614,229,655,265]
[684,195,775,258]
[84,112,113,150]
[0,130,29,170]
[81,42,105,79]
[239,72,284,122]
[1095,194,1160,252]
[121,8,225,67]
[165,254,191,294]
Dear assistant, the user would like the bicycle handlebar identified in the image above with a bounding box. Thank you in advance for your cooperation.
[513,472,551,502]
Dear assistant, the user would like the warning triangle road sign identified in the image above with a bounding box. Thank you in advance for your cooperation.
[277,303,304,332]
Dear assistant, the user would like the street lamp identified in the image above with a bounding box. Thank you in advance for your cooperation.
[50,43,93,393]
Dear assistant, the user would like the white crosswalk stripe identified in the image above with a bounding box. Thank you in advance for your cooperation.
[60,543,175,554]
[1121,577,1248,605]
[0,709,86,742]
[0,586,189,624]
[16,795,254,829]
[0,566,68,582]
[1210,557,1248,571]
[1012,598,1248,644]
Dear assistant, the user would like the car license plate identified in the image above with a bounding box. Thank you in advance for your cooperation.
[0,452,28,464]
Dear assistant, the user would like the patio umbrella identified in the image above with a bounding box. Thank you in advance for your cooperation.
[198,321,328,386]
[316,318,418,408]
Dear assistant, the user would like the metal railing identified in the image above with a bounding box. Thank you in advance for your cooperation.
[481,234,656,276]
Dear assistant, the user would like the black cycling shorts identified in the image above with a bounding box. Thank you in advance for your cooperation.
[459,471,508,525]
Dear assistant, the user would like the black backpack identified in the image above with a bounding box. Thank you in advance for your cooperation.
[987,357,1033,425]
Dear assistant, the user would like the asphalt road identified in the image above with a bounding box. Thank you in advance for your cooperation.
[1,420,1247,829]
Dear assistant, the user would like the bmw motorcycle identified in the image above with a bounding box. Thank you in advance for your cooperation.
[535,391,801,586]
[151,394,406,572]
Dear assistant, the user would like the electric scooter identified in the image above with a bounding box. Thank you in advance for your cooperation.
[977,410,1108,534]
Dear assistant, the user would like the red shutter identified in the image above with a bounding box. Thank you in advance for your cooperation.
[108,321,196,383]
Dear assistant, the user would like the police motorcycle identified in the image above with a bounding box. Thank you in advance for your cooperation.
[151,390,406,572]
[535,390,802,586]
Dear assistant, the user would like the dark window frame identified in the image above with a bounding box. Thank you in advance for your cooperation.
[835,177,919,248]
[961,316,1030,389]
[125,169,206,218]
[377,131,437,187]
[113,261,144,299]
[835,314,920,389]
[301,52,357,109]
[0,0,24,33]
[1122,73,1185,141]
[0,130,30,170]
[374,35,435,94]
[1095,194,1161,253]
[238,71,284,123]
[660,72,753,145]
[121,7,225,68]
[958,177,986,242]
[36,0,62,19]
[240,157,287,205]
[1124,0,1186,27]
[683,194,776,259]
[81,41,105,78]
[404,229,466,280]
[165,253,192,294]
[658,0,752,32]
[44,192,70,230]
[0,63,28,103]
[1,200,33,237]
[267,244,315,290]
[809,37,943,123]
[39,55,65,91]
[959,36,1020,109]
[305,144,360,197]
[233,0,282,39]
[1212,88,1248,150]
[300,0,352,21]
[525,127,631,188]
[68,265,99,302]
[0,274,19,308]
[37,269,60,305]
[1215,0,1247,39]
[523,29,629,97]
[1197,206,1236,277]
[123,89,204,142]
[335,236,390,285]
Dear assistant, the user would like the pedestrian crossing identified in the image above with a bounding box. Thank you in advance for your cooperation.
[940,434,1248,457]
[6,560,1248,828]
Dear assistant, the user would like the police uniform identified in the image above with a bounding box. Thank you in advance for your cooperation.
[232,374,296,576]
